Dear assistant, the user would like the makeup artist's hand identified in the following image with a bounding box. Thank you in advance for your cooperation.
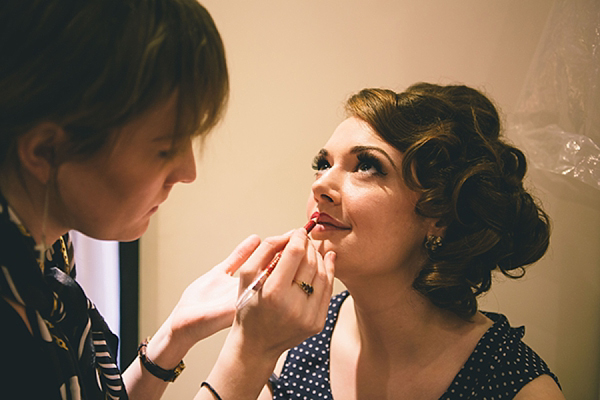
[154,234,262,357]
[235,227,335,357]
[124,234,264,399]
[199,228,335,400]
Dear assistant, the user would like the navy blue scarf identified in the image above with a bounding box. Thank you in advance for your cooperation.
[0,192,128,399]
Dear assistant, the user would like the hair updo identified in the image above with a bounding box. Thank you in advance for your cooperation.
[345,82,551,319]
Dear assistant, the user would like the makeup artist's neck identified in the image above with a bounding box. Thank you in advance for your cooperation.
[0,171,65,246]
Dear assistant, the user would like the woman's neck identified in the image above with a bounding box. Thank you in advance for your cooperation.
[329,276,493,399]
[0,169,65,246]
[338,274,491,363]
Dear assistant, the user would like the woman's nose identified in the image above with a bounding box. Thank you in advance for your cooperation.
[311,169,341,205]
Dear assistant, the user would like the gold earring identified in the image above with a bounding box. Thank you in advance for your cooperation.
[424,235,443,252]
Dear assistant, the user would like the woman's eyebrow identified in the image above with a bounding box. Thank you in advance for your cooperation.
[350,145,397,169]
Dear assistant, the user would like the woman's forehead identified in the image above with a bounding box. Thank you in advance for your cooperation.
[325,117,399,155]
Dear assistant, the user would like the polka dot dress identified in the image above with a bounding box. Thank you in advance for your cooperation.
[271,291,560,399]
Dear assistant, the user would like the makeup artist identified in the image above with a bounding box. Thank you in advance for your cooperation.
[0,1,335,399]
[262,83,564,399]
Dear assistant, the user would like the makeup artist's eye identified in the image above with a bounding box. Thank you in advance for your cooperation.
[311,153,331,174]
[355,152,387,176]
[158,149,175,159]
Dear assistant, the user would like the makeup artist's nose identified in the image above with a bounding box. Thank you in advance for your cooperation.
[311,170,341,205]
[167,140,197,186]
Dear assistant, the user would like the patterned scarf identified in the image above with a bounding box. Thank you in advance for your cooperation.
[0,192,128,400]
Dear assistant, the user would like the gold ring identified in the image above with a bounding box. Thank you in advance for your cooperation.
[293,280,314,296]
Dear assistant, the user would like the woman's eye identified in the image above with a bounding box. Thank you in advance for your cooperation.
[311,155,330,172]
[355,153,387,176]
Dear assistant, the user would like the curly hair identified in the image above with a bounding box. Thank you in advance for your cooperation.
[345,83,551,319]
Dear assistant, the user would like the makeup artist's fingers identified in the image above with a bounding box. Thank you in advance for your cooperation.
[266,228,315,290]
[219,234,262,275]
[310,250,336,323]
[290,238,319,289]
[236,233,291,286]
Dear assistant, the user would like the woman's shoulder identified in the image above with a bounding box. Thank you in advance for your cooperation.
[442,311,561,398]
[514,375,565,400]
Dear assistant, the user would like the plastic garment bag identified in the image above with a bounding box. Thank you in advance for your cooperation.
[508,0,600,191]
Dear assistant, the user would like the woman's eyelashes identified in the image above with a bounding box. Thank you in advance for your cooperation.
[311,150,388,177]
[312,153,330,174]
[355,151,387,176]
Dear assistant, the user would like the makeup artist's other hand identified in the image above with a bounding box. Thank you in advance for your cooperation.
[199,229,335,400]
[163,234,261,351]
[234,228,336,358]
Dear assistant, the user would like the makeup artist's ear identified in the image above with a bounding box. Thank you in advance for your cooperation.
[17,122,67,184]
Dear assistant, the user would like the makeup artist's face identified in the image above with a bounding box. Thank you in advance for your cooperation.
[55,93,197,241]
[307,117,432,281]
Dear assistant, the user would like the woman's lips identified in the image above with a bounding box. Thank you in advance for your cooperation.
[315,213,351,231]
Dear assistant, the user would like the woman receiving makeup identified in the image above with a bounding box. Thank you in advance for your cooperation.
[263,83,564,399]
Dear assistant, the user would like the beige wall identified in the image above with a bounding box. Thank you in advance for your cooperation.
[140,1,600,398]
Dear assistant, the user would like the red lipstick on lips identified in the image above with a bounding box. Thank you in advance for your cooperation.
[313,212,351,231]
[305,211,320,233]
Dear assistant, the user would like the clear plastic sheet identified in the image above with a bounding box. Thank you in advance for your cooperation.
[508,0,600,191]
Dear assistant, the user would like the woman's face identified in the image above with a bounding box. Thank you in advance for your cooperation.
[54,93,197,241]
[307,117,433,281]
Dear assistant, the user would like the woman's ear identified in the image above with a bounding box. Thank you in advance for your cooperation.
[428,218,447,239]
[16,122,66,184]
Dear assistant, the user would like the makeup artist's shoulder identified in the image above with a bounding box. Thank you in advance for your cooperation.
[514,375,565,400]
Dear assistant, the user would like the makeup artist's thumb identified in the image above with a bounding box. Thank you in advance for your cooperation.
[222,234,261,275]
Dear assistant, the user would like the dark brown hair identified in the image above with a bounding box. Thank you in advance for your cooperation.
[345,83,551,319]
[0,0,228,165]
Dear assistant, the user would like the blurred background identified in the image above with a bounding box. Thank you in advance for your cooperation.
[80,1,600,398]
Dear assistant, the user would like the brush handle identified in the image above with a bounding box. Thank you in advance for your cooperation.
[235,216,318,310]
[235,252,281,310]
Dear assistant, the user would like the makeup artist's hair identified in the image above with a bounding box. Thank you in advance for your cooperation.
[345,83,551,319]
[0,0,228,166]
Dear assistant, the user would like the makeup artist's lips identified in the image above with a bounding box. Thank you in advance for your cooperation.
[315,213,351,231]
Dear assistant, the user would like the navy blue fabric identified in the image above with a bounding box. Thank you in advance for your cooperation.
[0,191,127,399]
[272,290,560,399]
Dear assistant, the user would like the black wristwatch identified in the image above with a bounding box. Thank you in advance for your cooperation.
[137,337,185,382]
